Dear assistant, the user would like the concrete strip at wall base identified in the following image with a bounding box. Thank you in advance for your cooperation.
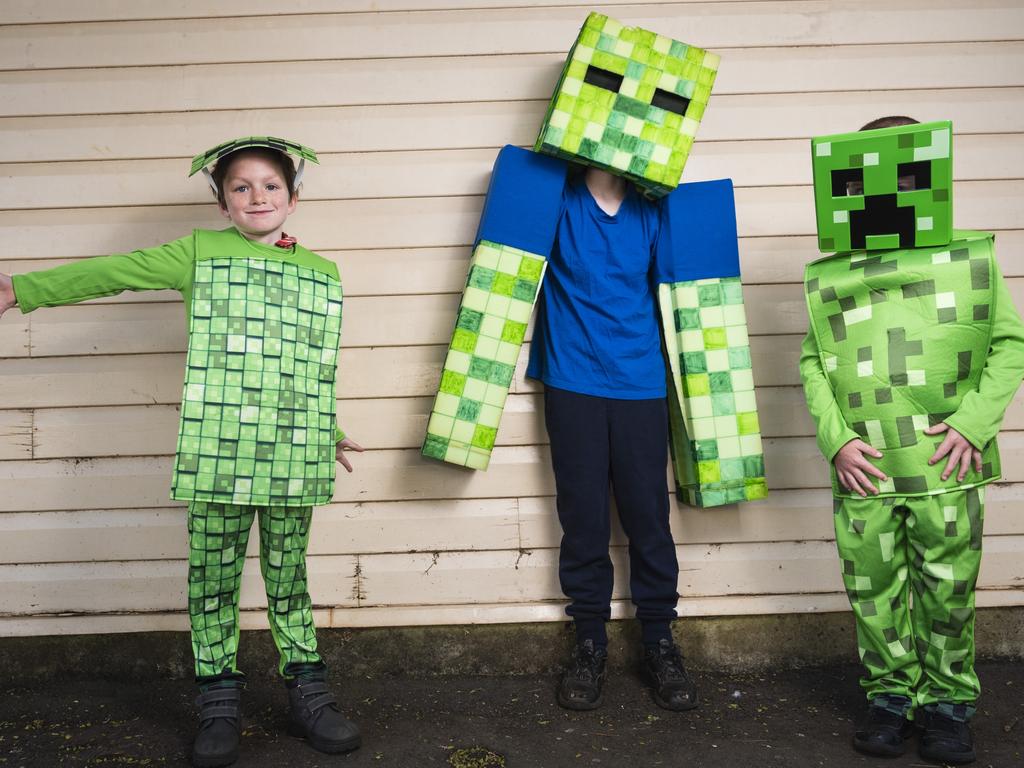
[2,607,1021,686]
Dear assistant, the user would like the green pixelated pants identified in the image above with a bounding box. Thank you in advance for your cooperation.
[834,487,984,713]
[188,501,321,679]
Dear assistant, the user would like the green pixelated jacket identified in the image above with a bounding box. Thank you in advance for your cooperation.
[13,227,346,506]
[800,231,1024,498]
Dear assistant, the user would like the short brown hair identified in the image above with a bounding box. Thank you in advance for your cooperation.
[210,147,297,206]
[859,115,919,131]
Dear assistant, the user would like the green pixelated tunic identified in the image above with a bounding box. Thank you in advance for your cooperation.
[802,231,1024,498]
[13,228,344,506]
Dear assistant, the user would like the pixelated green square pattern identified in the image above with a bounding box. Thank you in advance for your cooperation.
[423,241,547,470]
[812,121,953,253]
[171,257,343,506]
[535,12,719,198]
[659,277,768,507]
[805,233,999,498]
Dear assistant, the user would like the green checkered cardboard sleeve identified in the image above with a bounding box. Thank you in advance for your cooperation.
[422,240,547,469]
[171,256,343,505]
[658,277,767,507]
[535,12,719,198]
[804,232,999,498]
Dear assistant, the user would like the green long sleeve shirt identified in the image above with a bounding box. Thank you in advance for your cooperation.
[800,250,1024,464]
[13,228,347,442]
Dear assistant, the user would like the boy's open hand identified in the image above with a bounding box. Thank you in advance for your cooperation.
[0,273,15,319]
[336,436,364,473]
[833,438,887,497]
[924,422,982,482]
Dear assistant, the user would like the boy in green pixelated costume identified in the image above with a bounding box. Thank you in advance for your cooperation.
[0,137,362,767]
[801,117,1024,764]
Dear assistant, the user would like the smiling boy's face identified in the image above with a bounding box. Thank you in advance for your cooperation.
[534,13,718,198]
[218,151,296,245]
[811,121,953,253]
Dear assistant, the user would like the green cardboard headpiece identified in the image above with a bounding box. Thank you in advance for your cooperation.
[534,12,719,198]
[811,120,953,253]
[189,136,319,195]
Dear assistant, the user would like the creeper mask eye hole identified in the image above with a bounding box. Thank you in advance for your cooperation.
[583,65,624,92]
[831,167,864,197]
[896,160,931,192]
[651,88,691,116]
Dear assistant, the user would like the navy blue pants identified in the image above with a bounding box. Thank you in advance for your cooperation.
[544,386,679,648]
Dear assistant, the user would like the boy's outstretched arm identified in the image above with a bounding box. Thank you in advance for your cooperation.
[0,273,15,318]
[9,239,193,315]
[929,259,1024,475]
[799,329,885,496]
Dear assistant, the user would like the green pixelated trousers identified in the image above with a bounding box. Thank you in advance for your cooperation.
[188,501,321,679]
[835,487,984,713]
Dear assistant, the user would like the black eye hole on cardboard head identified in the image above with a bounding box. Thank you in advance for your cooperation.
[896,160,931,192]
[651,88,691,116]
[832,168,864,197]
[583,65,624,92]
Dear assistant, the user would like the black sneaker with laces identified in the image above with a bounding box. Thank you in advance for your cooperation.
[557,639,608,710]
[642,639,698,711]
[852,702,913,756]
[918,707,976,765]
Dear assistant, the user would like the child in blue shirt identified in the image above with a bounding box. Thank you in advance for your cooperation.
[529,166,697,712]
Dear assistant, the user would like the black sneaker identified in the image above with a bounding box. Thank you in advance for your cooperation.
[642,639,698,711]
[191,684,242,768]
[852,703,913,757]
[286,674,361,754]
[557,639,608,710]
[918,707,976,764]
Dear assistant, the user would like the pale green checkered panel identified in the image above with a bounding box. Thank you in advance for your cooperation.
[659,277,767,507]
[423,241,547,469]
[172,257,343,505]
[535,12,719,198]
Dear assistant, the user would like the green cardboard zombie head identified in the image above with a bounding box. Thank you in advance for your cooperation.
[534,13,719,198]
[811,120,953,253]
[189,136,319,195]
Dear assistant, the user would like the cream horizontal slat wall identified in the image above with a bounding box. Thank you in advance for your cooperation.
[3,1,1022,70]
[0,0,786,26]
[0,1,1022,637]
[2,89,1022,165]
[4,44,1024,117]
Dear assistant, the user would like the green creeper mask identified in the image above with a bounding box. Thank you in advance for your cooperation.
[811,121,953,253]
[535,12,719,198]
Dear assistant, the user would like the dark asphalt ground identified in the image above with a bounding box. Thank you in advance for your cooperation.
[1,662,1021,768]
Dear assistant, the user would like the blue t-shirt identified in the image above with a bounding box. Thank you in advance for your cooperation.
[527,177,665,399]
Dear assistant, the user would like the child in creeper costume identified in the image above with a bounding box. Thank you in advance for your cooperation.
[0,137,364,768]
[800,116,1024,765]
